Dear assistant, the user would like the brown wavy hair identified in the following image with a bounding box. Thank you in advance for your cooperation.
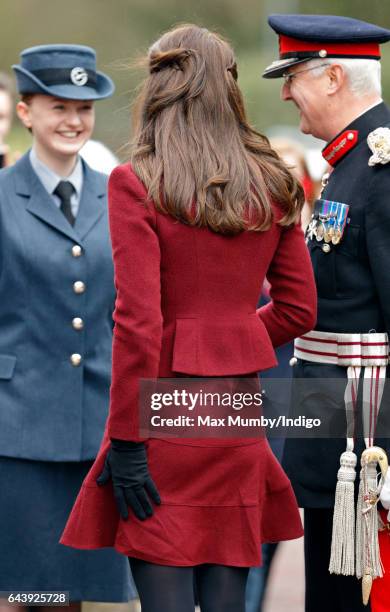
[131,24,304,235]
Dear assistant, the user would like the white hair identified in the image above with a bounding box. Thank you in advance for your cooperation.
[305,57,382,97]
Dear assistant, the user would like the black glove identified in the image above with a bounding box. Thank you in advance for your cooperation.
[96,439,161,521]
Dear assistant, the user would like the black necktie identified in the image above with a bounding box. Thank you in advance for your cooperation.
[54,181,76,226]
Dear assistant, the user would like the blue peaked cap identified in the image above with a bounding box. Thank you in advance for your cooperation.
[268,14,390,43]
[13,44,114,100]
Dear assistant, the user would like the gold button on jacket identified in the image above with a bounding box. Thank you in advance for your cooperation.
[70,353,82,366]
[72,244,82,257]
[73,281,85,294]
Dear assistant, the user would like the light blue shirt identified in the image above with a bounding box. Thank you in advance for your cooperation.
[29,148,83,218]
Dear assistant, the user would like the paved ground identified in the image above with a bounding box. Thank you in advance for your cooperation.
[263,535,305,612]
[83,535,305,612]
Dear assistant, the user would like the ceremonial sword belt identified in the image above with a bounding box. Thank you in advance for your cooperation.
[294,330,389,605]
[294,330,389,444]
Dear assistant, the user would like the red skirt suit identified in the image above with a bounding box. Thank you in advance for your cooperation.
[61,163,317,566]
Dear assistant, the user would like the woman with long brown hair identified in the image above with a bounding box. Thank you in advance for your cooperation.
[61,24,316,611]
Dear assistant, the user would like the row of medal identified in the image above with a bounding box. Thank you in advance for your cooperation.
[305,199,350,245]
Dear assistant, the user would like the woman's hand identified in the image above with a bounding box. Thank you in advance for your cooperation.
[96,439,161,520]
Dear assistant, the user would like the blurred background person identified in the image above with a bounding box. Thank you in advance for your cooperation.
[80,139,119,174]
[0,72,14,167]
[246,136,317,612]
[270,137,317,229]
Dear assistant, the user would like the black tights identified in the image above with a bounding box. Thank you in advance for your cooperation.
[129,557,249,612]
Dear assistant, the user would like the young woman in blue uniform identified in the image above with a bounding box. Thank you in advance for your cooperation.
[0,45,134,609]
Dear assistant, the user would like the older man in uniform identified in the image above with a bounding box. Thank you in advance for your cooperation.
[263,14,390,612]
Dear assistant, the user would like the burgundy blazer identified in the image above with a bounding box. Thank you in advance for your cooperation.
[107,163,317,441]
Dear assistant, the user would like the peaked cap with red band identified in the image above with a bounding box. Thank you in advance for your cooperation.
[263,14,390,79]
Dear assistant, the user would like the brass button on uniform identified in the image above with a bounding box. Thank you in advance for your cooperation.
[70,353,82,366]
[73,281,85,294]
[72,245,82,257]
[72,317,84,330]
[322,243,331,253]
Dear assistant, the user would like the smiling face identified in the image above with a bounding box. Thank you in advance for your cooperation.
[16,94,94,163]
[281,64,331,140]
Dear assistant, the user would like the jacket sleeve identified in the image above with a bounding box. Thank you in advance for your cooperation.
[365,169,390,337]
[257,221,317,347]
[107,164,162,441]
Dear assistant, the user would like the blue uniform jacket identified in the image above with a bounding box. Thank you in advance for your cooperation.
[0,152,116,461]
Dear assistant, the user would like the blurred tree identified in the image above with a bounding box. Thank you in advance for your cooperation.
[2,0,390,158]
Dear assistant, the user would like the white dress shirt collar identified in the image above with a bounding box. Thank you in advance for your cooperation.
[29,147,83,200]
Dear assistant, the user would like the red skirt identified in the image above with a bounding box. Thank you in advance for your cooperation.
[60,430,303,566]
[371,511,390,612]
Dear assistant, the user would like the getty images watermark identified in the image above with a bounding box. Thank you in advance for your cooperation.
[138,378,325,439]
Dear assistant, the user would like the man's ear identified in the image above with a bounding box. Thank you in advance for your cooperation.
[326,64,345,95]
[16,101,33,129]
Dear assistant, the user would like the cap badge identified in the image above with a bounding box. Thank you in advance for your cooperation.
[367,127,390,166]
[70,67,88,86]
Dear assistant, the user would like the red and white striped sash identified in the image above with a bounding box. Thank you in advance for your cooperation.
[294,330,389,367]
[294,330,389,448]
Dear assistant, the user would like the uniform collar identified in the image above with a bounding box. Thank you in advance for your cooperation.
[322,101,390,167]
[13,150,106,243]
[29,146,83,197]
